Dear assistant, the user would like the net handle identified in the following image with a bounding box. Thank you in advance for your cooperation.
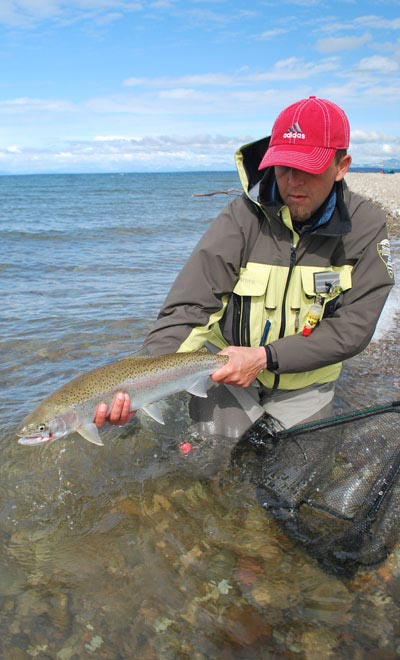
[270,400,400,441]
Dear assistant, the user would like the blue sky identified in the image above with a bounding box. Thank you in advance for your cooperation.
[0,0,399,173]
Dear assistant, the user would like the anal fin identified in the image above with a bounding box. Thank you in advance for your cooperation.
[186,376,210,398]
[78,423,104,446]
[141,403,165,425]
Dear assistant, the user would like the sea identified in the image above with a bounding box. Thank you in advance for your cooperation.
[0,171,399,658]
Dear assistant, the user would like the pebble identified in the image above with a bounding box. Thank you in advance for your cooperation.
[346,172,400,230]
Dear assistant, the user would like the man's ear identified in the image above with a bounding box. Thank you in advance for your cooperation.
[335,154,352,182]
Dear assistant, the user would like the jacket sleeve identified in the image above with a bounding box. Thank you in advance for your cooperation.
[270,201,395,374]
[144,196,259,355]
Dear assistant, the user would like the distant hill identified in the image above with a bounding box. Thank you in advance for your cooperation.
[351,158,400,173]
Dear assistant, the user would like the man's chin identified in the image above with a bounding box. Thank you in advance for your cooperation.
[287,206,312,223]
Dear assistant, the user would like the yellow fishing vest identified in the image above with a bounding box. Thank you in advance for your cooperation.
[196,206,353,390]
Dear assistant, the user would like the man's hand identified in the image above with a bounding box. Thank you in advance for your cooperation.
[211,346,267,388]
[94,392,136,428]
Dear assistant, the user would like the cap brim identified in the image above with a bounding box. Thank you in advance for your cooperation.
[258,144,337,175]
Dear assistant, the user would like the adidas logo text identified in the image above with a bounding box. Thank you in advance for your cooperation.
[283,122,305,139]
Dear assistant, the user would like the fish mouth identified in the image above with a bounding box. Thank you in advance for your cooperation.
[17,434,53,446]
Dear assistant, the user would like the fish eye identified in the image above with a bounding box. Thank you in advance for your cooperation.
[38,424,47,432]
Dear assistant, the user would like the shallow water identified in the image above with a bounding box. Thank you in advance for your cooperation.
[1,173,399,658]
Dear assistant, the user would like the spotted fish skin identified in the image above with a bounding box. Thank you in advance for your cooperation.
[17,351,228,447]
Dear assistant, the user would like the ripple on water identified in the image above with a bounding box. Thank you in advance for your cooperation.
[1,172,399,657]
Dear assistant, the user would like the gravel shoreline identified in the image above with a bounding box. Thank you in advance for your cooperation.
[336,172,399,411]
[345,172,400,237]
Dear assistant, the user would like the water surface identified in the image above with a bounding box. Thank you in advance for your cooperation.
[1,172,399,658]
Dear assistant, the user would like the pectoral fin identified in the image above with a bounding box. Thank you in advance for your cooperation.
[141,403,165,425]
[77,423,104,446]
[186,376,210,398]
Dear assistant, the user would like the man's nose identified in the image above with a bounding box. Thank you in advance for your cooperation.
[287,167,306,184]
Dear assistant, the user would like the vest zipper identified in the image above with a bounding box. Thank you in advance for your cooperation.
[241,296,251,346]
[278,243,298,339]
[232,294,241,345]
[273,241,298,389]
[232,294,251,346]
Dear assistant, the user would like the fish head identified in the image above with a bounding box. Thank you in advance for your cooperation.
[17,415,69,446]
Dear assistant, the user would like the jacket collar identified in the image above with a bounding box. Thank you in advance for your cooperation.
[235,136,352,237]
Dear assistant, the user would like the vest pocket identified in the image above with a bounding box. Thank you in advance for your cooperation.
[232,264,274,346]
[229,262,353,346]
[298,265,353,330]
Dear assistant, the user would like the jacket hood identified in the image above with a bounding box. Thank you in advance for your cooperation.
[235,135,352,237]
[235,136,272,200]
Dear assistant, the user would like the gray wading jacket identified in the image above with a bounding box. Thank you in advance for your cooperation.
[144,137,394,390]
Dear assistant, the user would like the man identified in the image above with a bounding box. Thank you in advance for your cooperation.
[95,96,394,433]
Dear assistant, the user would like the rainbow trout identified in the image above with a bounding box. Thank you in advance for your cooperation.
[18,351,228,447]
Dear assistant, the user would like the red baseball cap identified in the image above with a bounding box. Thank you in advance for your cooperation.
[258,96,350,174]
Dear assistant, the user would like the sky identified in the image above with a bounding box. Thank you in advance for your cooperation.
[0,0,399,174]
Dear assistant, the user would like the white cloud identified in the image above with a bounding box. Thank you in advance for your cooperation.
[258,28,289,40]
[354,15,400,31]
[158,88,199,99]
[346,129,400,167]
[0,0,59,26]
[0,0,143,28]
[261,57,339,80]
[124,59,340,91]
[94,134,134,141]
[350,130,395,144]
[1,129,399,174]
[280,0,321,5]
[316,33,371,54]
[318,15,400,34]
[320,78,400,108]
[124,73,236,88]
[0,133,245,173]
[382,144,394,155]
[0,97,75,113]
[357,55,399,74]
[150,1,174,8]
[348,130,400,165]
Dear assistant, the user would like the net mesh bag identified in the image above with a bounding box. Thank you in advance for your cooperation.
[233,402,400,576]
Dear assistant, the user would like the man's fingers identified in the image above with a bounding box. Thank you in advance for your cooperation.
[120,393,132,420]
[211,364,232,382]
[94,402,109,427]
[94,392,135,427]
[118,395,136,423]
[211,346,267,388]
[108,392,130,424]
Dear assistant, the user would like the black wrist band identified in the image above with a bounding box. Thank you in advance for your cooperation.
[265,345,279,372]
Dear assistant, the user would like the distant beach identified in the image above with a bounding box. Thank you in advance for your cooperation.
[335,172,399,412]
[346,171,400,235]
[345,171,399,336]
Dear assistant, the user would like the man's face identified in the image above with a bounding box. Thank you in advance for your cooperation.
[274,154,352,223]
